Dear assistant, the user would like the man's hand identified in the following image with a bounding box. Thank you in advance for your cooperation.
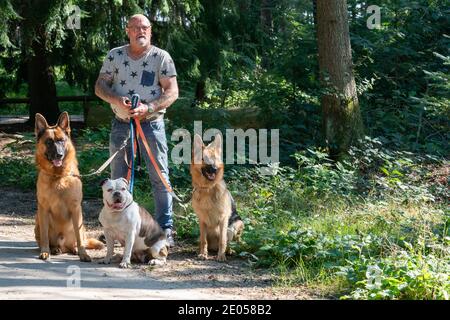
[116,96,131,112]
[129,102,155,119]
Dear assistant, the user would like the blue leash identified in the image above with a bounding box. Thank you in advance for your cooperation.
[128,94,140,194]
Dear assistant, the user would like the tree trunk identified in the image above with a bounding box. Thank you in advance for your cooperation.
[18,0,60,125]
[27,33,59,125]
[316,0,364,159]
[260,0,274,69]
[194,80,206,105]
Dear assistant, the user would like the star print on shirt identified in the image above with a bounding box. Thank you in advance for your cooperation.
[161,69,168,76]
[142,61,148,68]
[117,50,123,55]
[152,52,158,58]
[123,60,129,67]
[128,89,135,96]
[120,80,126,86]
[108,55,114,62]
[130,71,138,78]
[150,90,157,96]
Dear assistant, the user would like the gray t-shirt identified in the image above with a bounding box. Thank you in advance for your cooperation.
[100,44,177,120]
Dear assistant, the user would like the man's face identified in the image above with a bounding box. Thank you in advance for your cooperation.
[126,18,151,48]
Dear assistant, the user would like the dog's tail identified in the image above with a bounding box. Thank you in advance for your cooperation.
[84,238,105,250]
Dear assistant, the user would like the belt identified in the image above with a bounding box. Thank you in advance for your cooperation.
[115,112,164,123]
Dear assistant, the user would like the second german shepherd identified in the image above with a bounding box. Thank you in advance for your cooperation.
[34,112,104,261]
[190,133,244,261]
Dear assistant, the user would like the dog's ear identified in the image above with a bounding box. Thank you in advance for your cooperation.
[211,133,222,155]
[57,111,71,135]
[35,113,48,139]
[193,134,204,165]
[99,178,109,187]
[119,178,129,186]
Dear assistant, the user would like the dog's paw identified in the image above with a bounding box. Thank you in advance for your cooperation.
[217,254,227,262]
[99,257,112,264]
[197,253,208,260]
[226,247,235,255]
[39,252,50,260]
[148,259,166,266]
[51,247,62,255]
[119,261,132,269]
[79,252,92,262]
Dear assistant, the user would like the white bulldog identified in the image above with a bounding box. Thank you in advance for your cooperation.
[98,178,168,268]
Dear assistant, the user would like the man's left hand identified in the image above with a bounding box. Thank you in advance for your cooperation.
[129,103,154,119]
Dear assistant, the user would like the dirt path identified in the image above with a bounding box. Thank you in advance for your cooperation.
[0,189,313,300]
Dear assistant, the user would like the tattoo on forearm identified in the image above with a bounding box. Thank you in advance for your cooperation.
[152,92,177,112]
[95,73,117,104]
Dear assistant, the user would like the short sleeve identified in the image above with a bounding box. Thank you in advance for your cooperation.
[159,51,177,78]
[99,50,115,76]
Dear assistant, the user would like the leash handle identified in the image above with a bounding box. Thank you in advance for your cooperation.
[131,93,140,110]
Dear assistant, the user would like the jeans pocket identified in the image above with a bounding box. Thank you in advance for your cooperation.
[150,119,164,131]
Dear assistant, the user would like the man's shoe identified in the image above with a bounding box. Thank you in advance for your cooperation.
[165,228,175,248]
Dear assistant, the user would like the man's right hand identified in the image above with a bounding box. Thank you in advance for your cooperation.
[115,96,131,111]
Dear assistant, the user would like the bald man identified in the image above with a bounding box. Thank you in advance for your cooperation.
[95,14,178,247]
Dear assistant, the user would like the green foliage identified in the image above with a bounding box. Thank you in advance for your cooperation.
[340,238,450,300]
[218,138,449,299]
[293,149,358,197]
[0,157,35,189]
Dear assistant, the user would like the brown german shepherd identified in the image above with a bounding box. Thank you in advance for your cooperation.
[190,133,244,261]
[34,112,104,261]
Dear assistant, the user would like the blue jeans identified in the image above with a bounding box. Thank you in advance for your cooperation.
[109,118,173,230]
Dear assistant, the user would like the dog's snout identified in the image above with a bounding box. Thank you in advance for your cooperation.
[56,153,63,159]
[113,191,122,198]
[205,165,217,174]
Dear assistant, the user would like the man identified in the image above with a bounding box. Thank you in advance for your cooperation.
[95,14,178,247]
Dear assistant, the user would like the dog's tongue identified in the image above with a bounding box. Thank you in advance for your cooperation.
[112,202,123,209]
[52,159,63,167]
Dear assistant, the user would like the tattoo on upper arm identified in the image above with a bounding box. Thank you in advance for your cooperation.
[95,73,116,102]
[98,73,113,86]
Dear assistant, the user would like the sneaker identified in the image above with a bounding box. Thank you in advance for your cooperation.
[164,228,175,248]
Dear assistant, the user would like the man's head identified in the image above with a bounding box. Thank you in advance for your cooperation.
[126,14,152,49]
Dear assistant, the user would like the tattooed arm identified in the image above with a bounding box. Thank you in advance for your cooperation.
[128,76,179,119]
[150,76,179,113]
[95,73,129,111]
